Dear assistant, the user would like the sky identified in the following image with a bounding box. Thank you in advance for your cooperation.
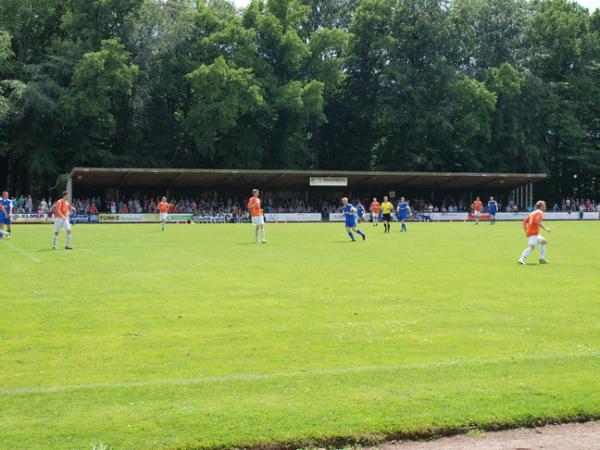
[232,0,600,11]
[576,0,600,9]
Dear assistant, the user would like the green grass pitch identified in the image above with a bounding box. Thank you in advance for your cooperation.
[1,221,599,449]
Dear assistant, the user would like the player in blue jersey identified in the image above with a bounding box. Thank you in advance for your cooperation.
[356,201,366,223]
[341,197,366,241]
[0,191,13,239]
[396,196,411,232]
[488,196,498,225]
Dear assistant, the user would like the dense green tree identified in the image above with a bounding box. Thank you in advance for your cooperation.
[61,38,139,165]
[184,56,265,164]
[0,0,599,199]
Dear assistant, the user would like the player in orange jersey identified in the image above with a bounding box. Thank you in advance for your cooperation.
[247,188,266,243]
[157,196,170,231]
[52,191,75,250]
[518,200,551,265]
[472,196,483,224]
[370,197,381,226]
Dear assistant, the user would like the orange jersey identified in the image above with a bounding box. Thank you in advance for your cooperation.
[157,202,170,214]
[472,200,483,212]
[55,199,71,219]
[370,201,380,213]
[524,209,544,237]
[247,197,263,217]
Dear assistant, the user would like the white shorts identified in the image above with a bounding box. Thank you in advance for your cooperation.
[160,213,169,221]
[251,216,265,225]
[528,235,546,246]
[474,210,481,217]
[53,218,71,232]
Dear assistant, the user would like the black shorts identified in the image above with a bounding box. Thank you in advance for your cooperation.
[383,213,392,221]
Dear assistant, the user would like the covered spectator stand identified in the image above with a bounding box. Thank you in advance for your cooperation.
[68,168,547,210]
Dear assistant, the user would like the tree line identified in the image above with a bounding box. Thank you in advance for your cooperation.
[1,0,599,198]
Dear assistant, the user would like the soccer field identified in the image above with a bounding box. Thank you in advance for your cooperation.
[1,221,599,450]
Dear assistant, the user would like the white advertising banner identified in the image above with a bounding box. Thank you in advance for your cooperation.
[427,212,469,222]
[329,213,373,222]
[264,213,321,222]
[543,212,580,220]
[329,213,346,222]
[495,212,529,221]
[496,212,600,221]
[11,214,53,224]
[99,213,160,223]
[309,177,348,186]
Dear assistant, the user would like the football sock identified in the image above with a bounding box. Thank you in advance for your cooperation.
[66,234,72,247]
[520,247,531,261]
[356,229,365,238]
[261,227,266,242]
[52,236,57,248]
[540,244,547,259]
[348,232,355,241]
[254,226,259,242]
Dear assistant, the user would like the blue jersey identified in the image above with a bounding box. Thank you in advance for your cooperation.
[488,200,498,213]
[342,203,357,226]
[397,201,409,216]
[356,204,365,217]
[0,198,13,217]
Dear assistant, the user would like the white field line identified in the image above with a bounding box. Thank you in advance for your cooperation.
[1,351,598,397]
[3,241,41,263]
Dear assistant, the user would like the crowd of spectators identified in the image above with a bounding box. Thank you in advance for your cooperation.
[552,197,600,213]
[2,194,35,214]
[6,193,600,221]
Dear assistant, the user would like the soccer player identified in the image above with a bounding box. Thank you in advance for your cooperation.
[52,191,74,250]
[396,196,411,232]
[518,200,551,265]
[488,196,498,225]
[370,197,380,226]
[341,197,366,241]
[247,188,266,243]
[157,196,170,231]
[472,196,483,225]
[356,201,366,223]
[380,196,394,233]
[0,191,13,239]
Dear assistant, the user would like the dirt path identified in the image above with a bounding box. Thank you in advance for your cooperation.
[381,422,600,450]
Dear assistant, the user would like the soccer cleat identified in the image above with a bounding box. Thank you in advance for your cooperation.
[52,246,56,250]
[65,246,73,250]
[361,233,366,240]
[539,259,549,264]
[517,260,525,265]
[262,240,266,244]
